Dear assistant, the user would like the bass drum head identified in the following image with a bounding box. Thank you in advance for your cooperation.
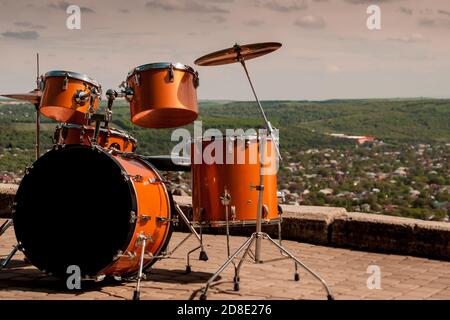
[13,146,135,278]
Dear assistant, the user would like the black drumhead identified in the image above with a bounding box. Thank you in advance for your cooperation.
[13,145,135,278]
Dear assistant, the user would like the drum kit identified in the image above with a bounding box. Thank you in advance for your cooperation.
[0,43,334,300]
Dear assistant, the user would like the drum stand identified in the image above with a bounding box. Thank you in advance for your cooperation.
[161,202,209,273]
[199,50,334,300]
[131,201,208,300]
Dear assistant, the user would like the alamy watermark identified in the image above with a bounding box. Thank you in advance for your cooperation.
[171,121,280,175]
[66,5,81,30]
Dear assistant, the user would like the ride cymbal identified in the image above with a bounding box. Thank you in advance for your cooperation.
[194,42,282,66]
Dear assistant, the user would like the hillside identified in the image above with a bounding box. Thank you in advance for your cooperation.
[0,98,449,172]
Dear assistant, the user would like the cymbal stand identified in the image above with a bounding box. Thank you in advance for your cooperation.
[199,46,334,300]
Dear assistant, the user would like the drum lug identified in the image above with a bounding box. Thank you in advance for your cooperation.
[168,64,175,83]
[24,165,34,175]
[148,177,162,184]
[95,274,106,282]
[262,204,269,220]
[231,206,237,220]
[156,216,178,224]
[220,190,231,206]
[134,73,140,86]
[140,215,151,223]
[130,211,137,223]
[62,73,69,90]
[193,71,200,88]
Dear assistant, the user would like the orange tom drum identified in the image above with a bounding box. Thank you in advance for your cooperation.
[13,145,172,278]
[54,123,137,152]
[126,63,199,129]
[39,70,101,124]
[191,134,280,227]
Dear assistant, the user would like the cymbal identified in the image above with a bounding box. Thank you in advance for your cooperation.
[1,90,41,104]
[194,42,282,66]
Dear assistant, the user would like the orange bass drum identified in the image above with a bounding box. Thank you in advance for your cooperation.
[39,70,101,124]
[54,123,137,152]
[13,145,172,278]
[126,62,199,129]
[191,134,280,227]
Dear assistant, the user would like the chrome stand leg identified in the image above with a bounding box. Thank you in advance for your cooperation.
[199,232,334,300]
[200,235,255,300]
[263,233,333,300]
[171,203,208,274]
[186,245,201,274]
[0,244,20,270]
[294,262,300,281]
[133,235,147,300]
[0,220,13,238]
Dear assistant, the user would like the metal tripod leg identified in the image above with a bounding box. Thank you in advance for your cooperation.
[233,234,258,292]
[0,220,13,238]
[0,244,20,270]
[200,235,255,300]
[172,203,208,273]
[263,233,334,300]
[133,235,147,300]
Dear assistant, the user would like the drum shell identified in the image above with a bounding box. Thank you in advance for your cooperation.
[12,146,171,278]
[101,154,171,276]
[40,76,100,124]
[191,137,278,226]
[128,65,198,128]
[55,124,137,152]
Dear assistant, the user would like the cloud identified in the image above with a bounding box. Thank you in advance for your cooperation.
[48,1,95,13]
[146,0,229,13]
[324,64,341,74]
[13,22,47,30]
[2,31,39,40]
[399,7,413,15]
[387,33,428,43]
[418,18,450,29]
[344,0,396,4]
[243,19,265,27]
[294,15,325,29]
[263,0,308,12]
[437,9,450,17]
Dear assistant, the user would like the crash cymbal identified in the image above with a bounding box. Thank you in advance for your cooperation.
[1,90,41,104]
[194,42,282,67]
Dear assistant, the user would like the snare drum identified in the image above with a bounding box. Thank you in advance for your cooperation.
[39,70,101,124]
[191,134,279,227]
[54,123,137,152]
[126,62,199,129]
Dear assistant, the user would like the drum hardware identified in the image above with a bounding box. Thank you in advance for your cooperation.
[159,202,209,274]
[62,73,69,90]
[130,211,137,223]
[168,64,175,82]
[133,232,148,300]
[0,220,13,239]
[0,244,21,270]
[195,42,334,300]
[140,215,151,223]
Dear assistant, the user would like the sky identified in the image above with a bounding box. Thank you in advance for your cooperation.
[0,0,450,101]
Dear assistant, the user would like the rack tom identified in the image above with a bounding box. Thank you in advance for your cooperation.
[39,70,101,124]
[126,63,199,129]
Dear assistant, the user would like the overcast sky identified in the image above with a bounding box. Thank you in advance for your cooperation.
[0,0,449,100]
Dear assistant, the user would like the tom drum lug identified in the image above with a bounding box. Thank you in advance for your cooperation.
[130,211,137,224]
